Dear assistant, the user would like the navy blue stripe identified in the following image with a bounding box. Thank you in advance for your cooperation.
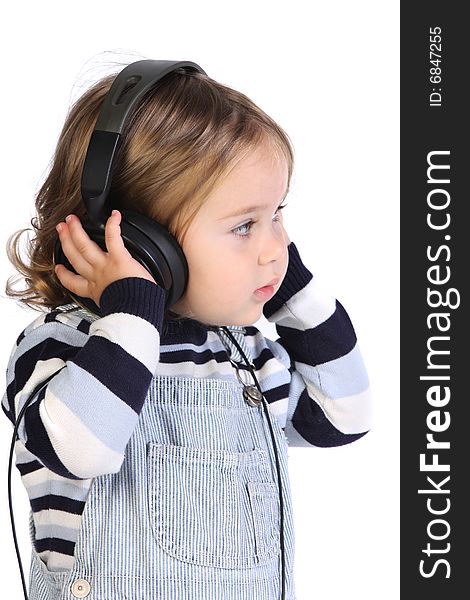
[100,276,166,330]
[292,389,367,447]
[77,318,91,334]
[11,338,81,400]
[71,336,152,414]
[276,300,357,365]
[161,346,222,365]
[163,319,213,341]
[5,339,78,425]
[263,383,290,404]
[161,345,284,374]
[252,347,289,373]
[16,330,25,345]
[35,536,76,556]
[17,459,44,476]
[24,387,81,479]
[44,312,60,323]
[30,494,85,514]
[263,242,313,318]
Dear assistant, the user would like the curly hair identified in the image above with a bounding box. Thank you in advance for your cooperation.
[5,64,294,319]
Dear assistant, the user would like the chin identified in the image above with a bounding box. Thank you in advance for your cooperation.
[230,307,264,327]
[187,298,264,327]
[199,311,259,328]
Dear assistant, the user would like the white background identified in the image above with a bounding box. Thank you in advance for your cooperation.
[0,1,399,599]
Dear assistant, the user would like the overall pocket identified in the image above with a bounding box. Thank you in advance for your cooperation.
[147,442,279,569]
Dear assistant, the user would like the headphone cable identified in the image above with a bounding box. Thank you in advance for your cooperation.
[221,327,286,600]
[8,409,29,600]
[8,370,64,600]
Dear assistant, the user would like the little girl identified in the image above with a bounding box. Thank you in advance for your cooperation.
[2,60,372,600]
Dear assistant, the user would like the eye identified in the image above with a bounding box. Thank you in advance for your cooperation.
[231,203,288,239]
[273,203,287,223]
[232,220,254,238]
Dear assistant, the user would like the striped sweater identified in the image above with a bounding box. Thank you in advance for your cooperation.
[2,241,372,572]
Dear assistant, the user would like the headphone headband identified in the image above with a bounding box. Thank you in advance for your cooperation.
[81,59,207,224]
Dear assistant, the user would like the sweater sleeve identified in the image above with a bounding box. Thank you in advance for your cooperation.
[1,277,166,479]
[262,242,373,447]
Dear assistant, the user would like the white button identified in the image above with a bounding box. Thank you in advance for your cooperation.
[70,579,91,598]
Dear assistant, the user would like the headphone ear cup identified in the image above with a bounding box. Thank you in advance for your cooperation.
[120,209,188,308]
[53,211,188,315]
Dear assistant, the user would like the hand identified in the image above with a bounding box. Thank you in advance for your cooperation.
[55,210,156,307]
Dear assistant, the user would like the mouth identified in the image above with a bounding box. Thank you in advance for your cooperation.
[258,277,280,289]
[254,277,280,301]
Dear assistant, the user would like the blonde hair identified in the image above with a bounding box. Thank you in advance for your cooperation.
[5,65,294,319]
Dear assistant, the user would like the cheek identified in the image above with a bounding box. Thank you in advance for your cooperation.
[186,240,248,296]
[204,253,242,289]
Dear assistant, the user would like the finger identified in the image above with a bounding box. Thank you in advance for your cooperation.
[54,263,92,298]
[104,210,129,256]
[56,222,95,277]
[63,214,106,266]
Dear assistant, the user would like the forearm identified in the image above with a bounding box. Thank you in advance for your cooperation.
[3,277,165,479]
[264,242,372,445]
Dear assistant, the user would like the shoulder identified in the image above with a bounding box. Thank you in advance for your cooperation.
[13,305,96,355]
[3,306,96,421]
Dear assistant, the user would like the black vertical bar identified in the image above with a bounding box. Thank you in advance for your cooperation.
[401,2,468,597]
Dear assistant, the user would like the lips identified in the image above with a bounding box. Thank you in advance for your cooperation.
[258,277,280,290]
[254,277,281,302]
[254,281,278,301]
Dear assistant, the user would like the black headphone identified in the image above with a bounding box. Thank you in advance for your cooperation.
[53,59,207,316]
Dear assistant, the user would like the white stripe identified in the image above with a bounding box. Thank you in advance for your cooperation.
[305,380,373,433]
[258,355,290,382]
[266,397,289,419]
[35,524,80,542]
[40,391,124,478]
[34,509,82,530]
[14,357,66,440]
[264,337,291,369]
[266,277,336,330]
[37,550,75,572]
[90,312,160,373]
[22,467,92,493]
[294,346,370,400]
[155,358,235,378]
[27,312,48,334]
[155,356,289,391]
[48,362,143,453]
[4,323,87,389]
[14,439,41,462]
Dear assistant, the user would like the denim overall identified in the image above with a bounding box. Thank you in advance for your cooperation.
[27,326,296,600]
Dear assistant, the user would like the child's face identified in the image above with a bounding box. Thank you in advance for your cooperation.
[171,143,290,326]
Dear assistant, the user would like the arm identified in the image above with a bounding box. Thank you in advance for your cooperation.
[2,277,165,478]
[263,242,372,447]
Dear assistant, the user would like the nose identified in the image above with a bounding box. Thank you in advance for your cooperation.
[258,225,286,266]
